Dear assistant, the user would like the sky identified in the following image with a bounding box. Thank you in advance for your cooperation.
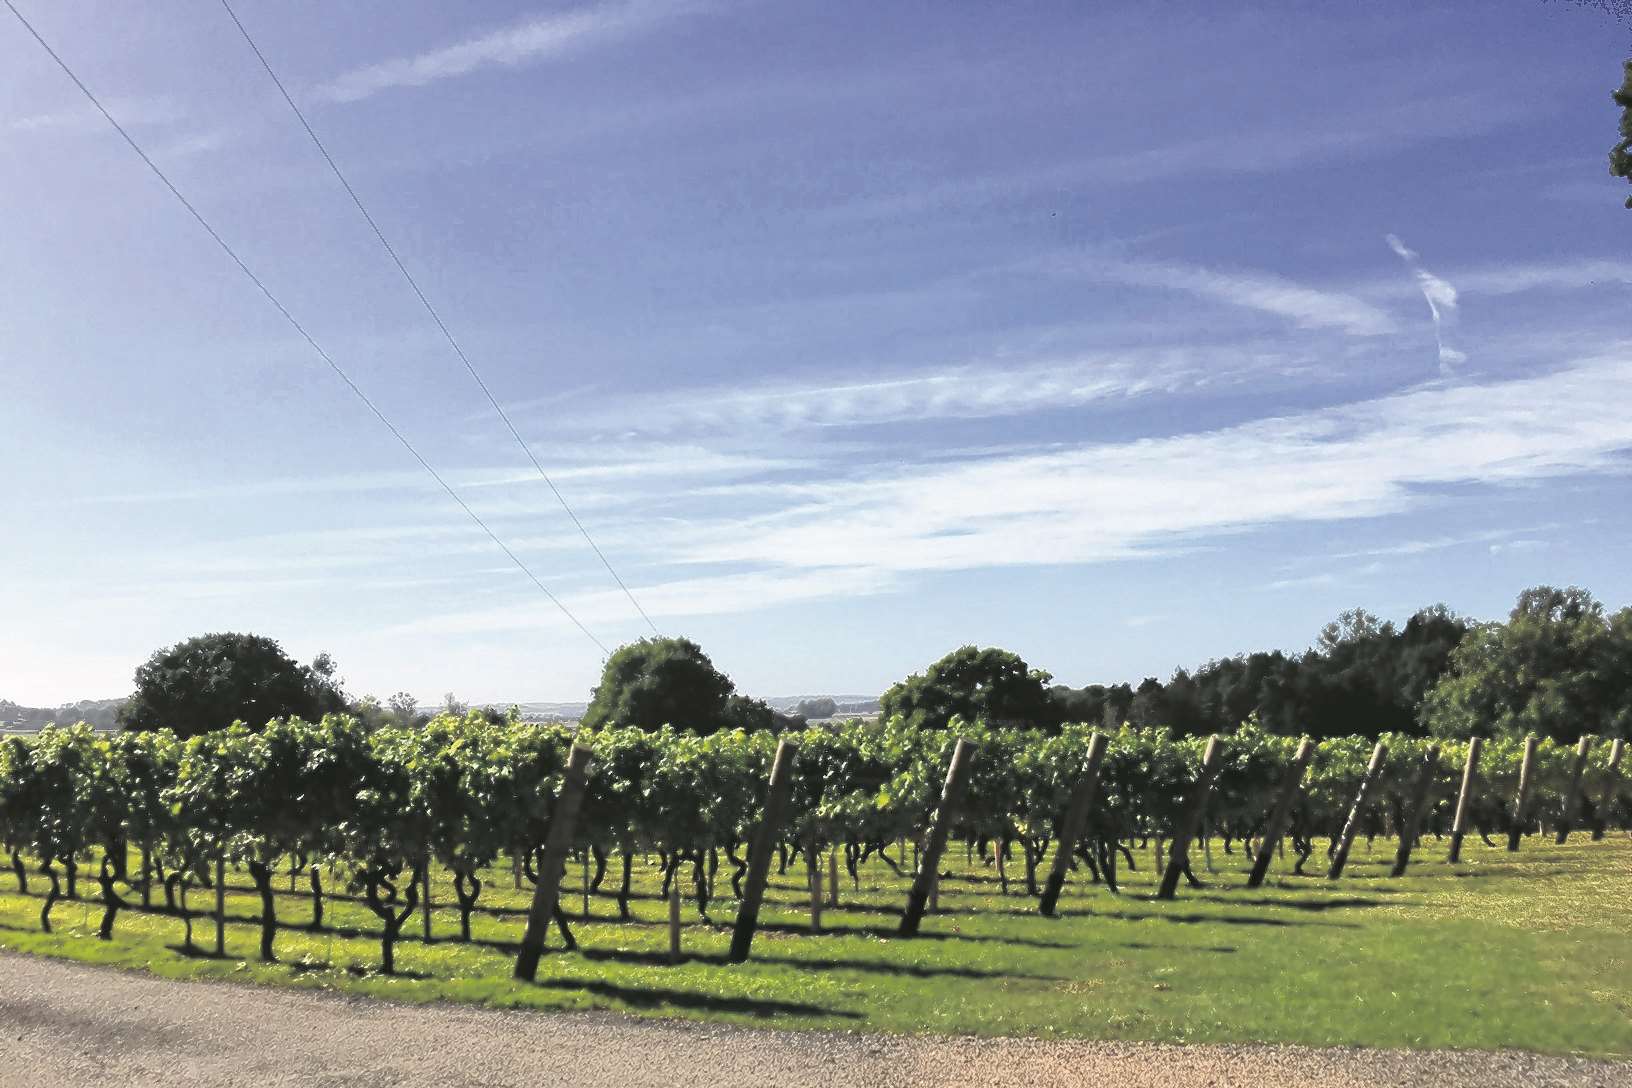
[3,1,1631,707]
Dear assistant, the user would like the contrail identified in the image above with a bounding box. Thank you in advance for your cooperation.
[1386,234,1464,375]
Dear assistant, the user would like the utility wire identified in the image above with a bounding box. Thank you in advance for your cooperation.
[4,0,609,656]
[217,0,661,637]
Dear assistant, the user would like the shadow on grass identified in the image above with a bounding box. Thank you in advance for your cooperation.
[1027,906,1359,929]
[1123,940,1238,953]
[750,919,1074,947]
[1181,894,1392,912]
[573,945,1067,981]
[526,975,862,1020]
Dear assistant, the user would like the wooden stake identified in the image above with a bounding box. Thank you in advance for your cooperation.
[900,738,977,936]
[1247,738,1315,888]
[582,851,591,917]
[1555,735,1595,844]
[667,882,681,964]
[1157,735,1225,899]
[1448,737,1483,863]
[1390,745,1441,876]
[1039,732,1109,914]
[1508,735,1538,851]
[827,849,839,909]
[809,845,822,932]
[1593,738,1625,841]
[421,854,433,942]
[728,739,798,963]
[514,744,595,982]
[1328,742,1388,879]
[214,856,226,957]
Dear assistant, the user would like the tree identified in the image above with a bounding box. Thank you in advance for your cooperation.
[794,697,839,720]
[880,646,1057,730]
[387,692,423,727]
[120,634,344,739]
[580,637,739,733]
[1420,586,1632,742]
[1612,59,1632,209]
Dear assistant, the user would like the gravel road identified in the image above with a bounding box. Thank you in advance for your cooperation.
[1,952,1627,1087]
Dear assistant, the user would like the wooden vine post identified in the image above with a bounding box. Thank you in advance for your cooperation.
[214,856,226,957]
[728,738,798,963]
[1327,741,1387,879]
[1507,734,1538,851]
[1246,737,1315,889]
[1157,735,1225,900]
[900,738,977,936]
[1038,731,1108,915]
[1390,744,1441,877]
[827,849,840,909]
[1554,735,1595,844]
[1447,736,1483,863]
[667,882,681,964]
[808,837,823,932]
[513,743,595,982]
[421,855,433,942]
[1593,738,1625,841]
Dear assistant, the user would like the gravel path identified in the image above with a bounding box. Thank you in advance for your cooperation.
[2,952,1627,1087]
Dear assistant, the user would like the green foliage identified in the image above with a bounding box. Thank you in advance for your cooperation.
[120,633,346,739]
[881,646,1057,730]
[581,637,740,734]
[1420,586,1632,742]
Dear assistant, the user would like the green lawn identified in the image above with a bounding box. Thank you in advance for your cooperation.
[3,835,1629,1057]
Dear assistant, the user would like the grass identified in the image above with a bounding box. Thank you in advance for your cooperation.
[3,834,1630,1057]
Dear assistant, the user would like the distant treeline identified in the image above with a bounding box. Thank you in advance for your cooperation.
[882,586,1632,744]
[0,698,122,731]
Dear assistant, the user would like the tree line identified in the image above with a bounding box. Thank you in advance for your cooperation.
[882,587,1632,744]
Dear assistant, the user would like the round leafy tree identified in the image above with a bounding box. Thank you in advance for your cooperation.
[881,645,1058,730]
[581,637,738,733]
[120,633,346,738]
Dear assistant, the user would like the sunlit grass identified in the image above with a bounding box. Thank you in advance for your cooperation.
[3,834,1629,1057]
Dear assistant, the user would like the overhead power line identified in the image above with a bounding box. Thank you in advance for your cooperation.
[4,0,609,657]
[216,0,661,637]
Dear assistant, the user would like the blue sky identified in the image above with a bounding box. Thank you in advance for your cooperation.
[3,1,1631,706]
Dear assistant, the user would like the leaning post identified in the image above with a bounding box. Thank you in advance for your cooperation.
[1447,736,1483,863]
[1327,741,1388,880]
[899,738,977,936]
[1247,737,1316,889]
[513,744,595,982]
[1554,735,1595,844]
[1507,735,1538,851]
[727,738,799,963]
[1039,732,1109,915]
[1390,745,1441,876]
[1157,735,1226,900]
[1592,738,1625,841]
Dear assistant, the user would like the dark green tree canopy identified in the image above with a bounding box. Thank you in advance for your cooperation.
[119,633,346,738]
[881,645,1056,730]
[1420,586,1632,742]
[582,637,760,734]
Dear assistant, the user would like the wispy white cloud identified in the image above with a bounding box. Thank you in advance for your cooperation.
[661,349,1632,577]
[531,342,1344,438]
[1385,233,1463,372]
[7,96,182,133]
[1069,258,1396,336]
[313,0,710,104]
[558,352,1222,436]
[1451,260,1632,296]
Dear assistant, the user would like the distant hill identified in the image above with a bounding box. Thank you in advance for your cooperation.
[0,697,125,732]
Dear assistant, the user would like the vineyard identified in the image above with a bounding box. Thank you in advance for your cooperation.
[1,714,1630,1052]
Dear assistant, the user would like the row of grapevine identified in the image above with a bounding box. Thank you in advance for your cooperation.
[0,715,1625,972]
